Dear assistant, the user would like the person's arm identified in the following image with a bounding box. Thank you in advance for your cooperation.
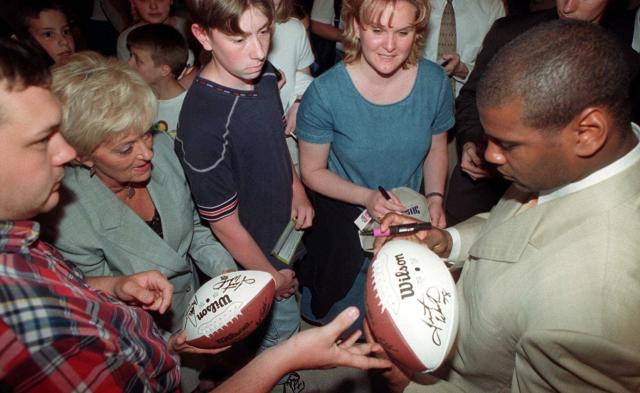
[299,140,404,220]
[309,0,342,41]
[310,20,342,41]
[423,132,448,228]
[212,307,392,393]
[188,204,237,277]
[209,212,296,299]
[284,68,313,136]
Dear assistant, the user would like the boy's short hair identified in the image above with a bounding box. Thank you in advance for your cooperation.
[127,23,188,78]
[185,0,274,34]
[51,51,157,158]
[13,0,70,36]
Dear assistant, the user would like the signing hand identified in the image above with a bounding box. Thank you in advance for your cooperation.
[460,142,490,180]
[373,213,452,257]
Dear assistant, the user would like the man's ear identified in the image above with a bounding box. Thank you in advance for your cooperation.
[160,63,172,78]
[191,24,213,51]
[573,107,608,158]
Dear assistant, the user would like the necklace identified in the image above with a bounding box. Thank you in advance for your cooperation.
[126,184,135,199]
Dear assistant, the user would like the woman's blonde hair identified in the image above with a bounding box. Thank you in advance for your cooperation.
[51,51,157,158]
[342,0,430,67]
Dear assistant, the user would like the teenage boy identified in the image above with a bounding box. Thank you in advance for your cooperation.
[176,0,314,366]
[0,36,388,393]
[127,23,188,138]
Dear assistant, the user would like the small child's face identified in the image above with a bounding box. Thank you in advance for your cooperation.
[28,9,75,64]
[128,46,163,84]
[132,0,172,24]
[197,6,272,89]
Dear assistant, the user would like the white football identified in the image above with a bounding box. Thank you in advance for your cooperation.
[183,270,276,349]
[365,239,458,373]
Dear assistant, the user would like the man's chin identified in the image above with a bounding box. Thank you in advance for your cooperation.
[39,192,61,214]
[511,181,534,193]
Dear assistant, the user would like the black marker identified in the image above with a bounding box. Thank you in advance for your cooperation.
[360,222,433,237]
[378,186,391,200]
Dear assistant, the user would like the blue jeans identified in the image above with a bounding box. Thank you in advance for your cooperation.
[300,257,369,339]
[257,295,300,353]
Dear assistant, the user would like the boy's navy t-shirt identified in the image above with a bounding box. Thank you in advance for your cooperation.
[175,62,292,269]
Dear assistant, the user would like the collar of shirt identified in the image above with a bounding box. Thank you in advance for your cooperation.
[538,123,640,205]
[0,220,40,254]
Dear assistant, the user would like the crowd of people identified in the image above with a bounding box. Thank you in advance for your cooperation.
[1,0,639,392]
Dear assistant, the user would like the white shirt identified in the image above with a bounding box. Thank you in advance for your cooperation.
[269,18,315,112]
[154,90,187,139]
[310,0,344,51]
[423,0,505,96]
[447,123,640,261]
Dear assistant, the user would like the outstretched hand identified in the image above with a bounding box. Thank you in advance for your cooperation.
[281,307,392,371]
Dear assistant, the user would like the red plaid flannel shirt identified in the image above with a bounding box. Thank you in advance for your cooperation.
[0,221,181,392]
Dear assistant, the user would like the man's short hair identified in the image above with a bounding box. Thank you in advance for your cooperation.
[185,0,274,34]
[0,37,50,92]
[127,23,188,78]
[477,20,631,132]
[51,51,157,158]
[341,0,430,67]
[0,38,50,125]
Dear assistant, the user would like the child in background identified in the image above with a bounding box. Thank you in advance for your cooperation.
[177,0,314,387]
[117,0,191,64]
[13,0,76,65]
[269,0,315,172]
[127,23,188,138]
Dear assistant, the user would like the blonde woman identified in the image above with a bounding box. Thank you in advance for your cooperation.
[296,0,453,327]
[43,51,235,392]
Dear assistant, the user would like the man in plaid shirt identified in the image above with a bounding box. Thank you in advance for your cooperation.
[0,38,182,392]
[0,38,390,393]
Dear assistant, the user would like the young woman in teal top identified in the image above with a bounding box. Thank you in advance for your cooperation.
[296,0,454,327]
